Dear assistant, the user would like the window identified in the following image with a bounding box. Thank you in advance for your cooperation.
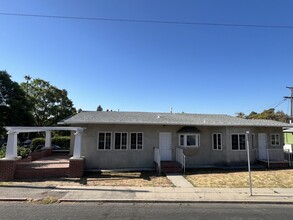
[179,134,200,147]
[114,132,128,150]
[212,133,222,150]
[130,132,143,150]
[271,133,280,146]
[231,134,246,151]
[98,132,112,150]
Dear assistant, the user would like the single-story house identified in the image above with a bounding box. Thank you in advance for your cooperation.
[60,111,291,170]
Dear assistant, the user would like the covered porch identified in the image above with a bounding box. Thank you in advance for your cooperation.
[0,126,85,181]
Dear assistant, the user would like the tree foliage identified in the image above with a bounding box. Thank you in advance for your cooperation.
[0,71,34,136]
[20,78,76,126]
[96,105,103,111]
[236,108,290,123]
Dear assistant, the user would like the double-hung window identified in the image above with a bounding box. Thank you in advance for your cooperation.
[114,132,128,150]
[130,132,143,150]
[98,132,112,150]
[270,133,280,146]
[179,134,200,147]
[231,134,246,151]
[212,133,222,150]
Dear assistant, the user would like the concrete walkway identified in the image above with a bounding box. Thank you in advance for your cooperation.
[1,184,293,204]
[166,174,194,188]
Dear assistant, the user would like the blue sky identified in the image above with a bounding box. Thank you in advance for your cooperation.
[1,0,293,115]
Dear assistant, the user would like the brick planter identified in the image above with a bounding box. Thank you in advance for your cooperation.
[69,158,85,178]
[0,159,17,181]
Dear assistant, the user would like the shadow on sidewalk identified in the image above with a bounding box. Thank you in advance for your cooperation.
[0,184,150,193]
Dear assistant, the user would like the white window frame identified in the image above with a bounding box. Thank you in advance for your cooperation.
[130,132,143,150]
[212,133,222,150]
[114,132,128,150]
[97,132,112,150]
[231,133,246,151]
[270,133,280,146]
[178,133,200,147]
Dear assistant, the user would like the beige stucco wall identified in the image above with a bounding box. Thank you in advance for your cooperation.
[72,124,284,169]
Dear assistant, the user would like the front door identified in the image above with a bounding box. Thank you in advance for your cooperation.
[258,133,268,160]
[159,132,172,161]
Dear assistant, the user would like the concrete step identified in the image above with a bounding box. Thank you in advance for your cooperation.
[14,167,69,179]
[160,161,182,174]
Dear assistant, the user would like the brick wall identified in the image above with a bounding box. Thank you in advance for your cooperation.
[0,160,17,181]
[69,158,85,178]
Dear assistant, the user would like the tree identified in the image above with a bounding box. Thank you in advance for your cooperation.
[96,105,103,111]
[0,71,34,136]
[20,78,76,126]
[235,112,246,118]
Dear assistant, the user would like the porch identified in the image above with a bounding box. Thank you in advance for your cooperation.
[0,126,85,181]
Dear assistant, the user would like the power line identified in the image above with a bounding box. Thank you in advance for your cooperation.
[1,12,293,29]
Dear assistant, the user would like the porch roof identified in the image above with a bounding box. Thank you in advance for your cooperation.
[60,111,291,128]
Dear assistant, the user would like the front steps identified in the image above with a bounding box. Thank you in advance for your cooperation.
[14,155,70,179]
[160,161,182,174]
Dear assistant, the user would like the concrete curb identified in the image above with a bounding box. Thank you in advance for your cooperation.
[58,199,293,205]
[0,198,27,202]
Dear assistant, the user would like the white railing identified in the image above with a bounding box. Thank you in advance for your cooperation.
[175,147,186,174]
[154,147,161,174]
[284,149,292,167]
[266,149,287,168]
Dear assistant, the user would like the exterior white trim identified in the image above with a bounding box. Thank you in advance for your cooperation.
[270,133,280,147]
[231,133,246,151]
[113,132,128,150]
[178,133,200,148]
[212,133,222,150]
[97,132,112,151]
[129,132,144,150]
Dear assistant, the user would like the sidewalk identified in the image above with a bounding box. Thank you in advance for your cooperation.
[1,184,293,204]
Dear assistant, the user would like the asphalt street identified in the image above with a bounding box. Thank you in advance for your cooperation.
[1,202,293,220]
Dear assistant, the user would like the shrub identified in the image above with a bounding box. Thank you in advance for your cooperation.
[31,136,70,150]
[17,146,31,158]
[31,138,45,150]
[0,149,5,159]
[0,147,31,159]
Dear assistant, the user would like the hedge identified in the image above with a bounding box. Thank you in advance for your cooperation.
[0,146,31,159]
[31,136,71,150]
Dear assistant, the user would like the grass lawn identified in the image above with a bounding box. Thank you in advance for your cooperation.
[185,168,293,188]
[4,171,173,187]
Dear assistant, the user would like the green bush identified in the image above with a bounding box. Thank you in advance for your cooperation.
[31,138,45,150]
[31,136,70,150]
[52,136,70,150]
[0,149,5,158]
[17,146,31,158]
[0,147,31,159]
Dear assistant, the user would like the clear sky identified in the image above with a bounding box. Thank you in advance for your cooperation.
[1,0,293,115]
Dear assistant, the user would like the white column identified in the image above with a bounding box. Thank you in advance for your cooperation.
[44,131,52,149]
[4,130,19,160]
[72,129,83,159]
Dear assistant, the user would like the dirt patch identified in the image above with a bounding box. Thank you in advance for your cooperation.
[185,168,293,188]
[9,171,173,187]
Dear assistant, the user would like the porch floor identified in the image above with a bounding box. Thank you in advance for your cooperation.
[257,159,290,168]
[15,154,70,179]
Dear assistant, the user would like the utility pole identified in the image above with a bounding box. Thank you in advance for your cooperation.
[284,87,293,124]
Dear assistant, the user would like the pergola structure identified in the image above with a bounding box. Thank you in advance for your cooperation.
[0,126,85,181]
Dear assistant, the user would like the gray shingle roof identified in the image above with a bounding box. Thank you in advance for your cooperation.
[61,111,290,127]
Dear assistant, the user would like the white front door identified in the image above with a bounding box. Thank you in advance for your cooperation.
[159,132,172,161]
[258,133,268,160]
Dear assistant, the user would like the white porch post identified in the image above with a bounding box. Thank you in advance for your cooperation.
[44,131,52,149]
[72,129,83,159]
[4,130,19,159]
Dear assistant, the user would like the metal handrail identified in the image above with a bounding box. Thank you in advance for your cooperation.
[175,147,186,174]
